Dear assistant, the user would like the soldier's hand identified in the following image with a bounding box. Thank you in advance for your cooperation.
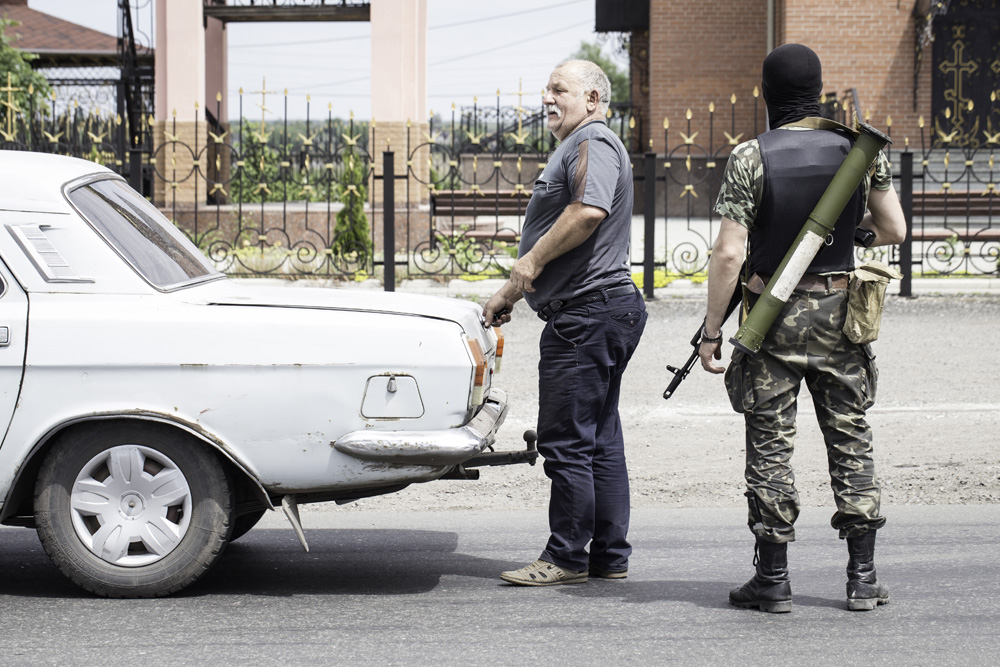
[699,340,725,374]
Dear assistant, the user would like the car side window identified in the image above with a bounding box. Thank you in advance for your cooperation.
[67,178,221,290]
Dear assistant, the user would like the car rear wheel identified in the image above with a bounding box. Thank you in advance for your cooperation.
[34,423,233,598]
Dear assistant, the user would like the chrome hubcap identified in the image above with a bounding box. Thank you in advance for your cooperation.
[70,444,192,567]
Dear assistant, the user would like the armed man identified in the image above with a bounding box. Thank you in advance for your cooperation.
[698,43,906,612]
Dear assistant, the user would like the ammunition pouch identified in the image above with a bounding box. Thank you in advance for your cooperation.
[843,260,902,344]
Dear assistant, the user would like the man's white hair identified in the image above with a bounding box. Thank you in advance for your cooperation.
[556,59,611,114]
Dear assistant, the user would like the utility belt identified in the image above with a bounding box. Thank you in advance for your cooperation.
[536,284,636,322]
[747,272,850,295]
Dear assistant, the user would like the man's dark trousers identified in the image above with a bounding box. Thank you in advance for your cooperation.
[536,288,646,573]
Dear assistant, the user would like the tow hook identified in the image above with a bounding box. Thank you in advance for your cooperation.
[442,429,539,480]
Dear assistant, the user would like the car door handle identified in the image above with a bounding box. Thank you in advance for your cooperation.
[0,327,8,346]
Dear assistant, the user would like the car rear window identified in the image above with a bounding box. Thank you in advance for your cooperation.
[68,178,221,290]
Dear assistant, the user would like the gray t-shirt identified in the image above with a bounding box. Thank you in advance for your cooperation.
[519,120,634,311]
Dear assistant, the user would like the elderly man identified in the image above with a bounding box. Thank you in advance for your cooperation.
[699,44,906,612]
[484,60,646,586]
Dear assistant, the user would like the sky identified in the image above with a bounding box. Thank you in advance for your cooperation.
[27,0,622,120]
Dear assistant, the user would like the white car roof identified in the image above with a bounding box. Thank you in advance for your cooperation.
[0,151,114,212]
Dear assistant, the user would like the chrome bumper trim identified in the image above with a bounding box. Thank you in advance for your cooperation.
[334,389,509,465]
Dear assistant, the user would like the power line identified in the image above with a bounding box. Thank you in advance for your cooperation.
[428,0,586,30]
[429,20,591,68]
[229,34,368,50]
[227,0,588,50]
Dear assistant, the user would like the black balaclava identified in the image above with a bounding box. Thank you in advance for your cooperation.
[761,43,823,129]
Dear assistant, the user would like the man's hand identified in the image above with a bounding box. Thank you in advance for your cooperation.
[699,338,725,374]
[508,253,542,293]
[483,283,521,327]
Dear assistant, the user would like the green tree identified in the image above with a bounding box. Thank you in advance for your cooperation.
[569,41,629,104]
[0,16,52,129]
[330,148,372,262]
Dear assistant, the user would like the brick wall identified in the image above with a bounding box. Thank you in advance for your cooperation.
[780,0,927,148]
[648,0,769,153]
[645,0,930,152]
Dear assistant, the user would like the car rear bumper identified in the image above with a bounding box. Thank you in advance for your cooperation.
[333,389,510,466]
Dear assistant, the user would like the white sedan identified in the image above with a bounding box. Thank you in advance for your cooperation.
[0,151,534,597]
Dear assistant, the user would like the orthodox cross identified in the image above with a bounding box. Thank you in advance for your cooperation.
[1,72,23,141]
[250,77,277,143]
[939,38,979,129]
[506,78,529,145]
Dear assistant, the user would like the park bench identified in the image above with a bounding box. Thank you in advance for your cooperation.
[910,190,998,218]
[430,189,530,241]
[908,191,1000,243]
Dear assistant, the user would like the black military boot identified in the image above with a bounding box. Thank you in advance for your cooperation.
[729,538,792,613]
[846,530,890,611]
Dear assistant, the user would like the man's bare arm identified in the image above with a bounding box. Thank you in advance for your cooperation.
[859,187,906,247]
[700,217,748,373]
[509,201,607,293]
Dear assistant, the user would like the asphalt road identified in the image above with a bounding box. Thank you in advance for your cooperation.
[1,504,997,666]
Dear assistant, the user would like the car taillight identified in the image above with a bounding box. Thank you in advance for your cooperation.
[466,338,487,405]
[493,326,504,374]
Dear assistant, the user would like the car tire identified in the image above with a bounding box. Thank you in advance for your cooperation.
[33,422,233,598]
[229,509,267,542]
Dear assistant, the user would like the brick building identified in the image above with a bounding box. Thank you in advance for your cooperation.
[601,0,1000,153]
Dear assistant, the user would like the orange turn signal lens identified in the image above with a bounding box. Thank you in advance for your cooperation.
[466,338,487,405]
[492,326,504,374]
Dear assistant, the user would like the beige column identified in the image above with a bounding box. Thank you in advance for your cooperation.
[154,0,208,205]
[205,16,228,121]
[205,16,229,203]
[370,0,429,209]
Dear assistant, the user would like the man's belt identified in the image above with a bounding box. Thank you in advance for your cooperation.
[537,284,636,321]
[751,272,849,294]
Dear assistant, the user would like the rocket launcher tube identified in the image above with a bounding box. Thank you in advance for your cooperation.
[730,123,891,356]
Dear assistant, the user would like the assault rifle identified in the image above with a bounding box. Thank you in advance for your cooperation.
[662,281,744,400]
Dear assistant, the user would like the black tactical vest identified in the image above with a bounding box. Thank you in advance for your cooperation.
[749,127,865,276]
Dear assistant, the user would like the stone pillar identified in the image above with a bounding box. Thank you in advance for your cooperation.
[370,0,429,208]
[205,16,228,122]
[205,15,229,204]
[154,0,207,206]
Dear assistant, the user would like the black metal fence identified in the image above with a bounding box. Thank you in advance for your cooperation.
[5,87,999,288]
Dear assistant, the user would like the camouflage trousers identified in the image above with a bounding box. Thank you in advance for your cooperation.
[726,288,886,543]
